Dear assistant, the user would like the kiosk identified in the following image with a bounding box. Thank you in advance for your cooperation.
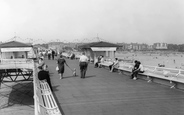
[78,41,119,63]
[0,41,34,60]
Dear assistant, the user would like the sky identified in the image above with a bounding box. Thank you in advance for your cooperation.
[0,0,184,45]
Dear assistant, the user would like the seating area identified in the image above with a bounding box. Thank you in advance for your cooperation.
[33,63,62,115]
[99,60,184,89]
[99,61,113,68]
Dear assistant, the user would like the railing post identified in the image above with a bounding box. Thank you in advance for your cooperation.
[176,69,181,77]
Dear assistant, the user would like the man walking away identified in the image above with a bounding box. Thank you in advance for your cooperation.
[52,50,55,60]
[79,52,89,79]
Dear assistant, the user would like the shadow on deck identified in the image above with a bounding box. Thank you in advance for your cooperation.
[0,81,34,114]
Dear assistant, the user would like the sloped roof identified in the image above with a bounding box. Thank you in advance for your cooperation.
[0,41,32,48]
[78,41,120,49]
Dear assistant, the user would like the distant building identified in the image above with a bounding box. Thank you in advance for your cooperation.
[124,43,149,51]
[153,43,168,50]
[48,42,65,52]
[116,43,126,51]
[147,45,154,50]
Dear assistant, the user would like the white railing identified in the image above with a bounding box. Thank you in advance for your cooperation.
[33,63,62,115]
[100,59,184,79]
[118,62,184,77]
[0,59,34,69]
[0,59,33,64]
[98,61,184,88]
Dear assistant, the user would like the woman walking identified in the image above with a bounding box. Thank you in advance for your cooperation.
[57,55,70,79]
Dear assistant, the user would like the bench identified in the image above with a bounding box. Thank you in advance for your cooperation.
[109,63,184,89]
[33,64,62,115]
[38,80,61,115]
[99,61,113,69]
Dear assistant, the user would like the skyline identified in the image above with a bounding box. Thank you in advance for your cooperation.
[0,0,184,45]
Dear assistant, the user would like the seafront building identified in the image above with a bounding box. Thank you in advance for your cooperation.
[117,43,153,51]
[153,43,168,50]
[117,42,168,51]
[46,41,168,52]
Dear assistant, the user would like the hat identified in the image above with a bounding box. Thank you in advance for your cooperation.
[38,66,42,70]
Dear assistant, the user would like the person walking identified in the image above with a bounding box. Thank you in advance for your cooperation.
[79,52,89,79]
[52,50,55,60]
[48,49,52,60]
[57,55,70,79]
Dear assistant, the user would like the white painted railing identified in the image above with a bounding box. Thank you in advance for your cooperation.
[0,59,34,69]
[101,60,184,80]
[99,60,184,89]
[118,62,184,77]
[33,63,62,115]
[0,59,33,64]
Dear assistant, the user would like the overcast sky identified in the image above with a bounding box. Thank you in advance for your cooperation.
[0,0,184,44]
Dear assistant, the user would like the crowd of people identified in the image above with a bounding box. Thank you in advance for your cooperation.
[38,49,58,60]
[37,51,145,91]
[37,51,89,91]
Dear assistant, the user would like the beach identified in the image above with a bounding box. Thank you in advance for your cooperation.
[116,51,184,69]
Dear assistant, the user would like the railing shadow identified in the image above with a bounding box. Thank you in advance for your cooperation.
[1,82,34,109]
[52,85,60,91]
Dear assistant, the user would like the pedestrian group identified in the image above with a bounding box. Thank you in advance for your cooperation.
[37,51,144,92]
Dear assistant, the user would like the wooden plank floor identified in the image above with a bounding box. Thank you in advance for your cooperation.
[46,58,184,115]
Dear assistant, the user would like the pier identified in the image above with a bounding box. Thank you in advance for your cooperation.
[1,58,184,115]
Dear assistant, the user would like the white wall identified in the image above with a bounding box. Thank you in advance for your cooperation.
[1,52,14,59]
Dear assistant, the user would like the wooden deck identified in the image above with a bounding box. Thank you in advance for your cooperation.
[46,59,184,115]
[1,58,184,115]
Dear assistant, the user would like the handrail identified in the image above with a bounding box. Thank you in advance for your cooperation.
[33,63,39,115]
[0,62,34,69]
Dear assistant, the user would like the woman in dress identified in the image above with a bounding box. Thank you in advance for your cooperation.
[57,55,69,79]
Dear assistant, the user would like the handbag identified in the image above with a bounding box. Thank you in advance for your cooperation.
[56,66,59,71]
